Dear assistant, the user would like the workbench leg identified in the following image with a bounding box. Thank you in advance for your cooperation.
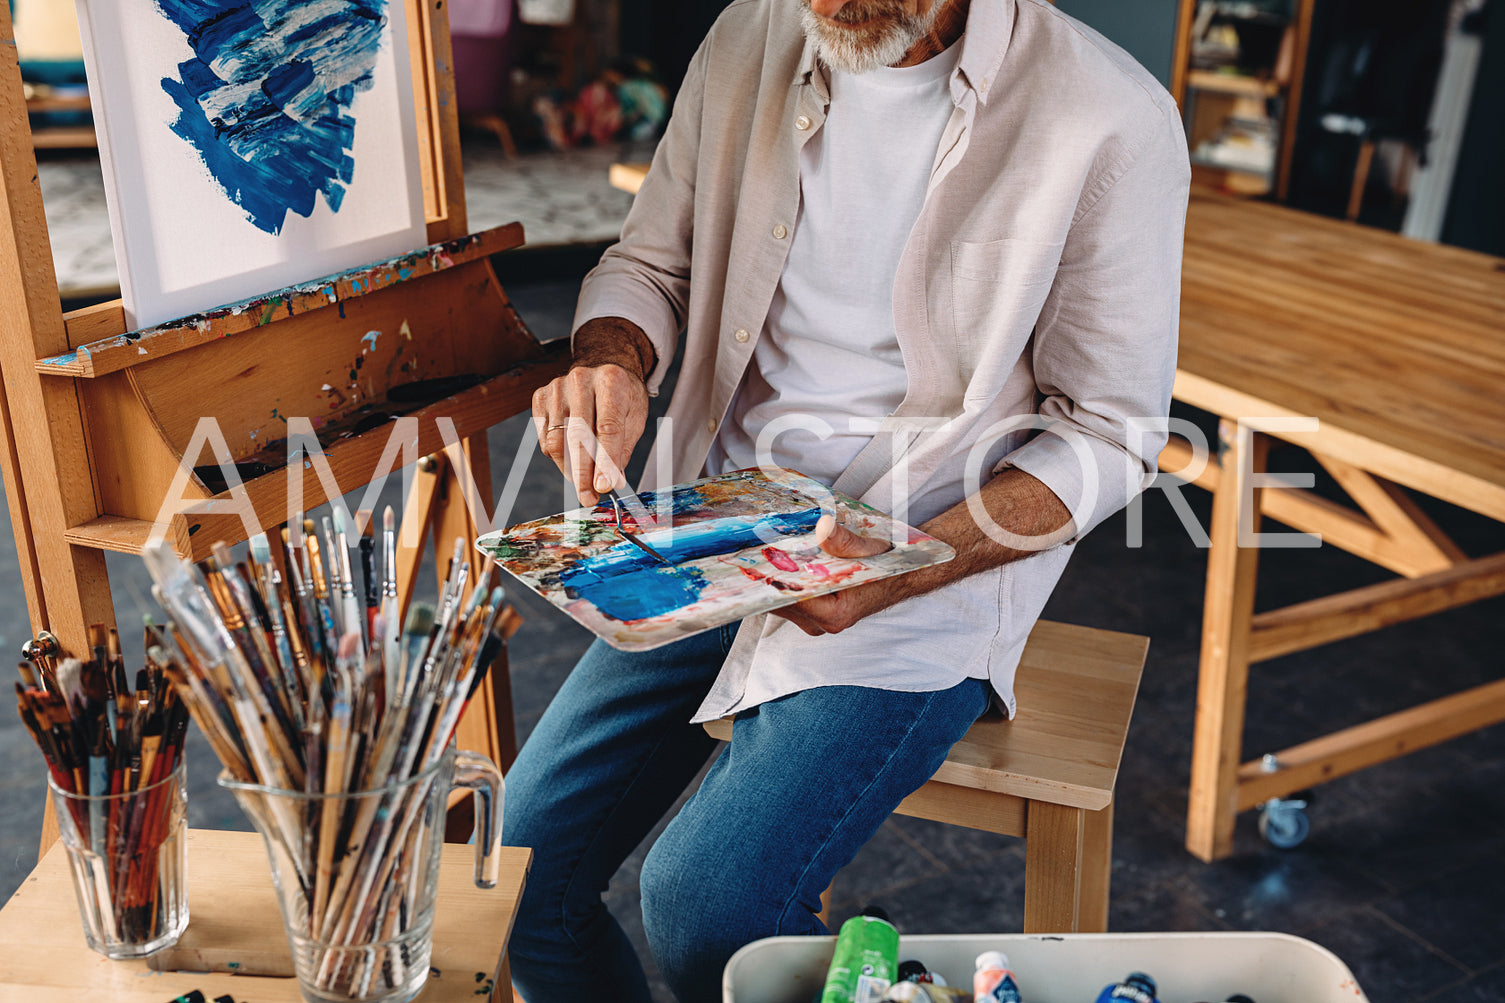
[1186,422,1268,862]
[1024,801,1083,933]
[1077,803,1113,932]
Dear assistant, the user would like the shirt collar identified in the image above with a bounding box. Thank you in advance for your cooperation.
[795,0,1013,106]
[794,33,830,102]
[954,0,1012,105]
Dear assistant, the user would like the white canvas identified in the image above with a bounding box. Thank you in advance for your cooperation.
[74,0,428,330]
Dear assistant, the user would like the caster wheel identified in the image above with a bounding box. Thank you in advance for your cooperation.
[1259,797,1310,849]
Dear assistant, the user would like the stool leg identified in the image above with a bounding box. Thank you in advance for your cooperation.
[1077,803,1113,933]
[1023,801,1083,933]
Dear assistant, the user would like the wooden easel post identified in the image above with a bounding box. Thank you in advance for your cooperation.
[0,1,121,853]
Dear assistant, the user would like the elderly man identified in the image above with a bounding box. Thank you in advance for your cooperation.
[505,0,1189,998]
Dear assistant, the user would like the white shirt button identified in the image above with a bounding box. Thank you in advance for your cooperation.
[707,418,718,433]
[980,78,989,93]
[795,115,812,130]
[734,328,750,343]
[772,224,788,239]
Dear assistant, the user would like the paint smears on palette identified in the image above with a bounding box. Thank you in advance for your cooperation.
[476,468,955,651]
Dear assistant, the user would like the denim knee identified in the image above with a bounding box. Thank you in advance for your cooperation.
[641,836,735,1002]
[640,822,818,1002]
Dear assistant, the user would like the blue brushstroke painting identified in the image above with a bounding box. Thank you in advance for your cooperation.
[557,509,825,622]
[153,0,389,234]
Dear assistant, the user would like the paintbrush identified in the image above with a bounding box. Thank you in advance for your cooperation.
[250,533,304,729]
[608,489,673,566]
[320,516,345,638]
[305,518,330,603]
[282,522,328,692]
[148,624,249,779]
[106,628,129,711]
[332,510,363,650]
[209,543,303,770]
[416,551,469,700]
[313,648,354,934]
[15,682,71,794]
[381,506,401,699]
[356,509,377,641]
[304,518,342,684]
[145,544,299,793]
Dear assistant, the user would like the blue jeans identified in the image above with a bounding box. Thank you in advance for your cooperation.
[502,624,991,1003]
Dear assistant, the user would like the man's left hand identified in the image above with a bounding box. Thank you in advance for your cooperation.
[771,514,894,636]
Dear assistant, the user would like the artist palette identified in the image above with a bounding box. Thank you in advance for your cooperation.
[476,467,955,651]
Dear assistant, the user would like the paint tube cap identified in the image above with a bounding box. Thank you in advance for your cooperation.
[975,951,1011,972]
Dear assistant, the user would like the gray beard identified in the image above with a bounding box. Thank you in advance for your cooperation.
[798,0,941,74]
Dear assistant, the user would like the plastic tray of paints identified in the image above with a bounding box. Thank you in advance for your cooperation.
[721,932,1369,1003]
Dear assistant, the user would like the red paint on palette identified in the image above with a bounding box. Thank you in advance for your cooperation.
[762,546,799,572]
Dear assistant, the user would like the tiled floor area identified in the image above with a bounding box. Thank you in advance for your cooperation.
[2,141,1503,1002]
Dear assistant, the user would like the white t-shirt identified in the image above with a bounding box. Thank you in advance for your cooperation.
[706,42,962,484]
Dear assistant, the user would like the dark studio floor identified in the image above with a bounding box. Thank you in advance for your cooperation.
[0,244,1502,1003]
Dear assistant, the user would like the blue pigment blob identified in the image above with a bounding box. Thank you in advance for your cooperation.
[557,508,823,622]
[562,565,709,622]
[153,0,388,234]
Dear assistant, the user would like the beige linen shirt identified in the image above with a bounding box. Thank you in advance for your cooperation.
[573,0,1190,722]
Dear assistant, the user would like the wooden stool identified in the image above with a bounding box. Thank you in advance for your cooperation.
[704,620,1148,933]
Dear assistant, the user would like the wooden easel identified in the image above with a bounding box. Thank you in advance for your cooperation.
[0,0,568,851]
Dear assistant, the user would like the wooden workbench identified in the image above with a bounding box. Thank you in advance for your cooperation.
[1172,189,1505,861]
[0,829,531,1002]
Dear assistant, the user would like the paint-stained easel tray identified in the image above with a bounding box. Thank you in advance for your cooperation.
[476,467,954,651]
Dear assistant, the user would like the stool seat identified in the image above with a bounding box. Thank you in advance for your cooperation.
[705,619,1149,933]
[929,619,1146,810]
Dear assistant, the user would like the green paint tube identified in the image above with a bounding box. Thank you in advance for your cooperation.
[820,914,900,1003]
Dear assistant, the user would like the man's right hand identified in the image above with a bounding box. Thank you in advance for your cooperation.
[533,316,655,507]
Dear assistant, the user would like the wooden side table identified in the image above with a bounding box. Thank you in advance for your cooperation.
[0,829,530,1002]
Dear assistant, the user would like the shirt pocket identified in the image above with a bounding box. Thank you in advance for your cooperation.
[949,237,1062,382]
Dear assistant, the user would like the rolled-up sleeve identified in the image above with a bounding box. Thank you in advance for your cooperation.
[1001,102,1190,539]
[571,40,709,396]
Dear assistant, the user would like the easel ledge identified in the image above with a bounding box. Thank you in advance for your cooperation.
[43,222,526,378]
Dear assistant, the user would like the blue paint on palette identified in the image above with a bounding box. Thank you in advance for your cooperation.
[561,565,709,623]
[557,508,823,622]
[153,0,389,234]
